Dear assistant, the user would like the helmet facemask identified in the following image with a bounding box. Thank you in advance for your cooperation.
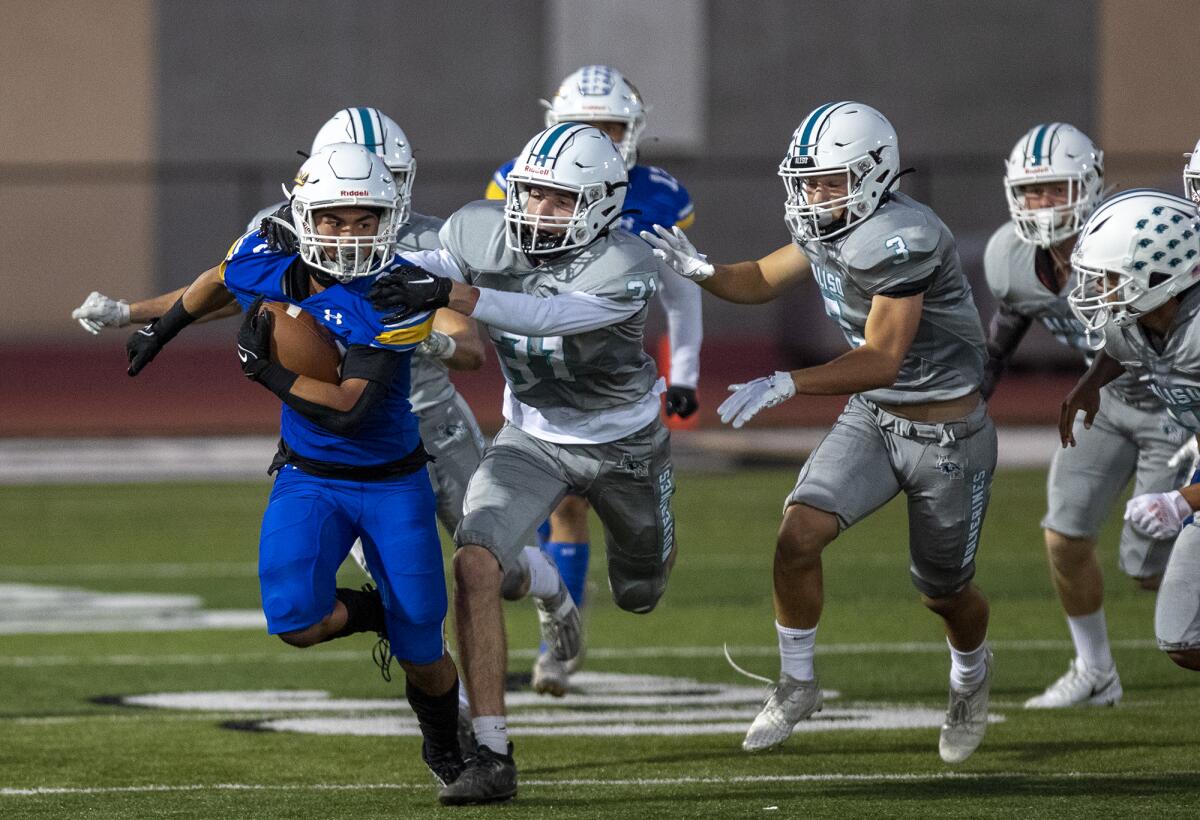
[1006,174,1099,248]
[293,204,400,283]
[505,179,617,256]
[780,155,887,243]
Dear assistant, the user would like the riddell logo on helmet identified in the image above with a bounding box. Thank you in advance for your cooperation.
[340,190,370,196]
[1022,166,1051,175]
[522,165,552,176]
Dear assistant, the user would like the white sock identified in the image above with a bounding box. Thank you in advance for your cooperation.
[1067,609,1114,671]
[948,638,988,692]
[524,546,561,600]
[472,715,508,755]
[777,621,817,681]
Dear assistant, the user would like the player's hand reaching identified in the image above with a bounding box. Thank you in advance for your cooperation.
[417,330,457,361]
[1124,490,1193,540]
[368,265,453,323]
[236,296,273,380]
[639,225,715,282]
[258,203,299,254]
[718,371,796,429]
[664,385,700,418]
[73,291,130,335]
[1058,382,1101,447]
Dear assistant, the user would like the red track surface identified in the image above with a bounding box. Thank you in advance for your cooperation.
[2,341,1079,437]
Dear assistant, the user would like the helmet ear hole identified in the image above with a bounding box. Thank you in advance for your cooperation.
[1149,272,1170,288]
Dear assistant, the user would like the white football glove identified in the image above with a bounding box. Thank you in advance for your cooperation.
[1124,490,1193,540]
[417,330,457,360]
[717,371,796,429]
[639,224,715,281]
[72,291,130,335]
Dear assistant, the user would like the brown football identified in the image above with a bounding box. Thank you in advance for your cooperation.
[258,301,342,383]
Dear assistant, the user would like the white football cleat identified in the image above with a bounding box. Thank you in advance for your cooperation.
[939,650,993,764]
[531,651,569,697]
[742,674,823,752]
[535,580,582,663]
[1024,657,1122,709]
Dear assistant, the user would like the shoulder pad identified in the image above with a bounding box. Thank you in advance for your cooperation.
[396,212,445,253]
[552,232,663,302]
[438,201,507,273]
[983,223,1023,300]
[839,197,943,279]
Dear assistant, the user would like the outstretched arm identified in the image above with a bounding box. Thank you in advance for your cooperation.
[641,226,811,304]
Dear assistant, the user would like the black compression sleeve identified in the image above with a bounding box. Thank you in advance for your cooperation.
[279,380,389,438]
[980,304,1033,399]
[340,344,407,383]
[155,297,198,343]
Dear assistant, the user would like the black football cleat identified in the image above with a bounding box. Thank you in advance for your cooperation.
[437,742,517,806]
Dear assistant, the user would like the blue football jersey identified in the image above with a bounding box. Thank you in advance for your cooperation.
[487,160,694,235]
[219,230,435,467]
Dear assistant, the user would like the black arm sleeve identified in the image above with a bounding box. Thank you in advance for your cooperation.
[267,345,406,438]
[980,304,1033,400]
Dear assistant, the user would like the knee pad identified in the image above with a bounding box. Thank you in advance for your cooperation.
[610,576,664,614]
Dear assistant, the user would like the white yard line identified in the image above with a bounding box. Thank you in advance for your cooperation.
[0,639,1158,668]
[2,770,1193,797]
[1,562,258,580]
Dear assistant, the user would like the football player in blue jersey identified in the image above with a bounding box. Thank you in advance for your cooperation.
[116,143,467,792]
[485,65,703,696]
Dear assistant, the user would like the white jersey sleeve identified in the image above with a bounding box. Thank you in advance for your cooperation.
[657,268,703,387]
[471,289,642,336]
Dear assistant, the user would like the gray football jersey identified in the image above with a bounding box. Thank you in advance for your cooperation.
[1102,286,1200,431]
[439,201,660,411]
[800,192,985,405]
[396,212,456,414]
[984,223,1155,407]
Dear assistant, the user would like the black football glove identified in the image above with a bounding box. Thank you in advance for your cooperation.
[237,296,274,380]
[368,265,453,323]
[258,202,299,254]
[125,298,196,376]
[664,385,700,419]
[126,322,166,377]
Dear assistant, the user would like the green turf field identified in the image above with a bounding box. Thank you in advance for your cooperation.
[2,469,1198,818]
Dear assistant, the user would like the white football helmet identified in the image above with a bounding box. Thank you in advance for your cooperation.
[311,107,415,224]
[504,123,628,257]
[542,65,646,169]
[778,102,899,243]
[1068,189,1200,333]
[287,143,400,282]
[1004,123,1104,248]
[1183,137,1200,207]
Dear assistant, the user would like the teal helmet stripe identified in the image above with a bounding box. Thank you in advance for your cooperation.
[1029,123,1050,165]
[535,122,581,164]
[796,101,845,156]
[356,107,380,152]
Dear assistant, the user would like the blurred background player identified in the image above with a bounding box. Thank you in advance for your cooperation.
[982,124,1188,708]
[114,143,467,792]
[370,123,679,804]
[646,102,996,764]
[1063,188,1200,673]
[484,65,703,696]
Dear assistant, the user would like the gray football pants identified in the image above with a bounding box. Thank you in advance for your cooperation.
[1044,387,1190,578]
[417,392,485,535]
[786,394,996,598]
[456,420,675,614]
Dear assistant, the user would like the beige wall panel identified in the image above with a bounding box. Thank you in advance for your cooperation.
[2,181,156,337]
[0,1,155,163]
[1099,0,1200,157]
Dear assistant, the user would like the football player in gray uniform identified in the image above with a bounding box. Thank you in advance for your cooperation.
[369,123,679,804]
[481,65,704,699]
[983,125,1188,708]
[1063,188,1200,673]
[73,108,489,546]
[645,102,995,764]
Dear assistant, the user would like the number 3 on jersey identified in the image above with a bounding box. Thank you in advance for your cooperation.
[492,331,573,388]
